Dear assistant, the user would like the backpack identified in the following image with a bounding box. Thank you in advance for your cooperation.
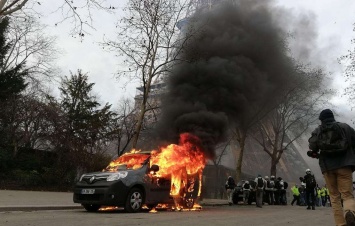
[257,177,264,188]
[243,183,250,189]
[305,175,317,189]
[317,122,349,155]
[267,180,275,188]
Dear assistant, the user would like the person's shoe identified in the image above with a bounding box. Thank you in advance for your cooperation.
[312,206,315,210]
[345,211,355,226]
[306,206,311,210]
[228,202,232,206]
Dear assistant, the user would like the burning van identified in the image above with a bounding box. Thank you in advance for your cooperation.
[73,133,206,213]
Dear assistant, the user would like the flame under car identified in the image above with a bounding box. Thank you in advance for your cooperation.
[73,151,201,213]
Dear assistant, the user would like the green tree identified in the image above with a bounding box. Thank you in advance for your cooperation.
[57,69,115,172]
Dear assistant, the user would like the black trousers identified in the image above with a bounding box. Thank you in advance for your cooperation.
[291,195,300,205]
[305,189,316,207]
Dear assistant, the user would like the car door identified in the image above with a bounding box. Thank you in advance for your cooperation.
[144,173,171,204]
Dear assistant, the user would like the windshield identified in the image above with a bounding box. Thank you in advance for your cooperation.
[104,153,150,172]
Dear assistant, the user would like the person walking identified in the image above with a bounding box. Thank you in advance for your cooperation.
[242,180,251,205]
[291,184,300,206]
[225,176,236,206]
[254,174,266,208]
[304,169,317,210]
[265,176,275,205]
[308,109,355,226]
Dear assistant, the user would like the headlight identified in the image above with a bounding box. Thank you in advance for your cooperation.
[107,171,128,181]
[79,174,86,181]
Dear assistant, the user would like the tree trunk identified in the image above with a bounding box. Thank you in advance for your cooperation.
[270,158,277,177]
[235,130,246,182]
[131,100,146,149]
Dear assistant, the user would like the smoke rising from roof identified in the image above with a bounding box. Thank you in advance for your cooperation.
[154,0,318,159]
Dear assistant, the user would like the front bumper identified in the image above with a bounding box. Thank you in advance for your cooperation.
[73,181,130,206]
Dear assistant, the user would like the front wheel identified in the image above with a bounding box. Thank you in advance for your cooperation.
[82,204,101,212]
[125,188,144,213]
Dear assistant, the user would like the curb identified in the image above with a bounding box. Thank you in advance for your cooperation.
[0,205,83,212]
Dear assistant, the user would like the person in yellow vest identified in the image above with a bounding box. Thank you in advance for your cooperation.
[291,184,300,206]
[316,186,322,207]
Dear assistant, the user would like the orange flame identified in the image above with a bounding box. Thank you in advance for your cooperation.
[104,150,149,172]
[150,133,206,196]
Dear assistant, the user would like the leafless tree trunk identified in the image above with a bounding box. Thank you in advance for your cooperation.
[251,67,333,176]
[103,0,193,149]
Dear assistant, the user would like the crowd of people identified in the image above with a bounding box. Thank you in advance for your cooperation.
[290,169,331,209]
[225,169,332,209]
[225,174,290,207]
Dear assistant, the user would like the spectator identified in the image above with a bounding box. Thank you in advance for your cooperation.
[291,184,300,206]
[254,174,266,208]
[225,176,236,206]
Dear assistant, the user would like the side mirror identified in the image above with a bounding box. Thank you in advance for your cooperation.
[150,164,159,172]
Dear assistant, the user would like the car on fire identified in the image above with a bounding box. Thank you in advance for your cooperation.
[73,151,201,213]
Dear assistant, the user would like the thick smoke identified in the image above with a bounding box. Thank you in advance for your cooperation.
[153,0,316,159]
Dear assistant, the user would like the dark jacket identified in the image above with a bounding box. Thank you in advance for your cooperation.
[303,174,316,190]
[225,177,236,190]
[308,118,355,173]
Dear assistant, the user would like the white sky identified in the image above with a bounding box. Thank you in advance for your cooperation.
[34,0,355,121]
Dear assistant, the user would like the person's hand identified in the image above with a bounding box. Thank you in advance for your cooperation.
[307,150,319,159]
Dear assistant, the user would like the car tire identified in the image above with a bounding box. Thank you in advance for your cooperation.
[232,193,239,205]
[125,188,144,213]
[82,204,101,212]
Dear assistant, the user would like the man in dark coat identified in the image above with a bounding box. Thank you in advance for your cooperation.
[225,176,236,206]
[303,169,317,210]
[308,109,355,226]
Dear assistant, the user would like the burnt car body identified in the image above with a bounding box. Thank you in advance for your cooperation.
[73,151,200,213]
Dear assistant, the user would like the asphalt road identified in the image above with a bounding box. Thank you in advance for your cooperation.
[1,205,335,226]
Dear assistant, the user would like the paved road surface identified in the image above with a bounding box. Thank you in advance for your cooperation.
[0,190,336,226]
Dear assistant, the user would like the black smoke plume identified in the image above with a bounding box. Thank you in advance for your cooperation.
[153,0,316,159]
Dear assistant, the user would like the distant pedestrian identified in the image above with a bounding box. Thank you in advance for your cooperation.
[264,176,275,205]
[308,109,355,225]
[225,176,236,206]
[291,184,300,206]
[304,169,317,210]
[254,174,266,208]
[242,181,251,205]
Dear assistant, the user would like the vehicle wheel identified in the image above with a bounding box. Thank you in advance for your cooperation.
[83,204,101,212]
[125,188,144,213]
[232,193,239,205]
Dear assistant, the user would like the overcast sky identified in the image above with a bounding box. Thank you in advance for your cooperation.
[34,0,355,122]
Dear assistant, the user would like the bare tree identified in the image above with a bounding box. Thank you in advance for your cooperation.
[111,98,137,156]
[0,0,112,36]
[339,24,355,109]
[251,68,333,176]
[103,0,193,148]
[231,108,268,182]
[4,15,58,85]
